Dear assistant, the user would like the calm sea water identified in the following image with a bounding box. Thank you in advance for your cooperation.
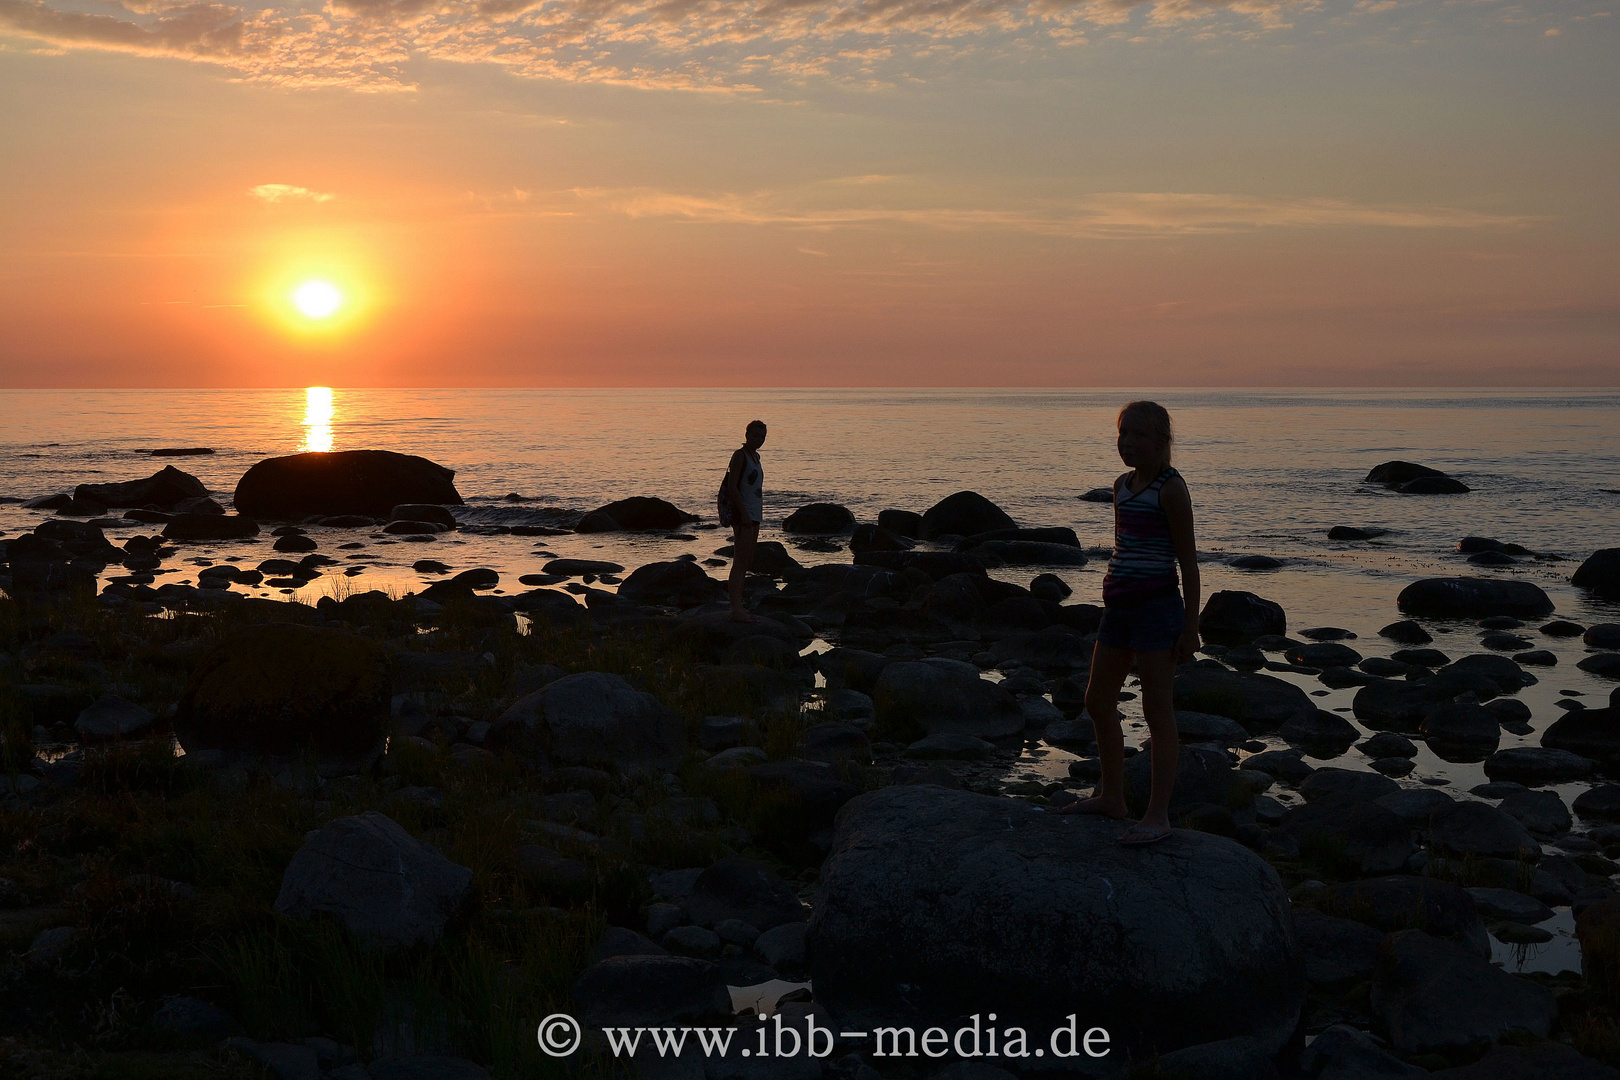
[3,387,1618,972]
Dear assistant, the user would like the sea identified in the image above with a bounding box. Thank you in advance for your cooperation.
[2,387,1618,973]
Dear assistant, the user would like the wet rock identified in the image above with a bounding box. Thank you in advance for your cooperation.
[76,465,208,510]
[1299,767,1400,805]
[235,451,461,519]
[1443,652,1535,690]
[1579,654,1620,679]
[1360,733,1417,758]
[917,491,1015,541]
[1573,549,1620,600]
[687,858,805,931]
[1352,677,1463,730]
[1314,877,1489,957]
[1370,929,1554,1057]
[274,812,472,947]
[1330,526,1389,541]
[1429,801,1541,861]
[1230,555,1283,570]
[1542,706,1620,763]
[177,623,388,755]
[74,694,155,740]
[1423,702,1503,749]
[1514,649,1557,666]
[543,558,625,576]
[162,514,260,541]
[848,523,913,554]
[1366,461,1447,486]
[490,671,685,773]
[1396,578,1554,619]
[1574,785,1620,820]
[582,497,697,531]
[1483,747,1594,784]
[1173,665,1314,733]
[1199,591,1287,646]
[1078,487,1114,503]
[1467,887,1555,925]
[1380,620,1433,645]
[783,503,855,533]
[1244,750,1314,785]
[873,660,1023,739]
[1292,910,1384,986]
[1497,790,1571,836]
[1279,709,1360,750]
[1028,572,1072,602]
[807,785,1304,1061]
[1376,787,1455,824]
[972,540,1087,567]
[905,733,994,759]
[1279,800,1414,875]
[617,560,725,608]
[1398,475,1470,494]
[1176,710,1250,746]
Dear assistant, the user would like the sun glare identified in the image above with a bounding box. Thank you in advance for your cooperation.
[301,386,334,452]
[292,280,343,319]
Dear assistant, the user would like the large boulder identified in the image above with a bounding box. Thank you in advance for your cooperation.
[1396,578,1554,619]
[1367,461,1447,485]
[274,812,472,947]
[1199,591,1287,645]
[75,465,208,509]
[807,786,1304,1061]
[918,491,1015,540]
[783,503,855,533]
[489,671,684,772]
[872,659,1024,739]
[583,496,697,531]
[235,451,462,519]
[1370,930,1555,1057]
[1542,705,1620,763]
[1428,800,1542,861]
[1573,549,1620,600]
[617,561,725,608]
[176,624,388,754]
[1172,664,1315,733]
[1277,801,1414,876]
[1353,676,1468,730]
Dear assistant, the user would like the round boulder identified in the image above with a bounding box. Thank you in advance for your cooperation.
[873,659,1024,739]
[783,503,855,534]
[1199,591,1287,646]
[1396,578,1554,619]
[1573,549,1620,600]
[235,450,462,519]
[489,671,685,772]
[917,491,1015,541]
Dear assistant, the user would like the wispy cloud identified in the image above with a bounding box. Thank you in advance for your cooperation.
[555,185,1534,236]
[250,183,336,202]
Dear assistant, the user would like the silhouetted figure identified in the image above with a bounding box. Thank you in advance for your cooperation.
[721,420,767,622]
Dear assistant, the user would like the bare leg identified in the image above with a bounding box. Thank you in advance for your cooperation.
[729,522,760,622]
[1129,649,1179,836]
[1057,641,1134,817]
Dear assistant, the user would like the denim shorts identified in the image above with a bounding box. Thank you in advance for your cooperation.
[1098,594,1186,653]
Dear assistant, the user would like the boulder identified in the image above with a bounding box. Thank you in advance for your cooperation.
[1353,677,1467,730]
[1298,1024,1425,1079]
[686,858,805,931]
[1483,747,1594,785]
[973,540,1088,567]
[543,559,625,576]
[1422,702,1502,749]
[1380,620,1433,645]
[848,524,913,554]
[489,672,684,772]
[746,760,860,834]
[1286,642,1362,667]
[1573,549,1620,600]
[1175,711,1250,747]
[1428,801,1541,861]
[1279,709,1360,750]
[1299,768,1400,805]
[1124,744,1241,814]
[74,694,155,740]
[177,623,388,754]
[917,491,1015,541]
[783,503,855,533]
[1398,475,1470,494]
[581,496,696,531]
[1199,591,1287,646]
[1366,461,1447,485]
[1278,800,1414,876]
[1313,876,1489,957]
[389,504,457,529]
[1541,706,1620,763]
[1580,654,1620,679]
[873,660,1024,739]
[274,812,472,947]
[75,465,207,509]
[1574,785,1620,820]
[1229,555,1284,571]
[807,786,1304,1061]
[1396,578,1554,619]
[617,561,725,608]
[1330,526,1390,541]
[162,514,259,541]
[235,450,462,519]
[1370,929,1555,1057]
[1430,1043,1620,1079]
[876,508,922,537]
[1587,624,1620,649]
[1172,665,1315,733]
[1497,790,1571,835]
[1292,910,1385,987]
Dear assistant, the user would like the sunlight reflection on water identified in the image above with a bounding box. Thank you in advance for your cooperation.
[300,386,334,453]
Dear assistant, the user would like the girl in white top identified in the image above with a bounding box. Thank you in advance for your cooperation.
[726,420,767,622]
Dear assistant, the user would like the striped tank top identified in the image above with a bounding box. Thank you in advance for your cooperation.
[1102,467,1181,608]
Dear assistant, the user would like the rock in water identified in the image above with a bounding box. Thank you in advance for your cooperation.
[1172,664,1315,733]
[1370,929,1554,1057]
[489,671,685,772]
[917,491,1015,540]
[75,466,208,509]
[1573,549,1620,600]
[1365,461,1447,485]
[274,812,472,947]
[235,451,462,519]
[579,496,696,531]
[806,786,1304,1060]
[617,560,725,607]
[1199,591,1287,645]
[1397,476,1470,494]
[877,509,922,537]
[1396,577,1554,619]
[162,514,259,541]
[177,624,389,754]
[872,659,1024,739]
[783,503,855,533]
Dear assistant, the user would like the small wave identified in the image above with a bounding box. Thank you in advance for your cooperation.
[454,505,581,528]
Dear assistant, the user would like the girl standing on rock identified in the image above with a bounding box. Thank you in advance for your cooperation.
[721,420,767,623]
[1058,401,1201,846]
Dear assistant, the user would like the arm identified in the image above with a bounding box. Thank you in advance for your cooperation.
[725,448,746,508]
[1160,475,1200,662]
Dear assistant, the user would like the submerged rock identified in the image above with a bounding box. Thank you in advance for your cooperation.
[235,450,462,519]
[274,812,472,947]
[807,786,1304,1061]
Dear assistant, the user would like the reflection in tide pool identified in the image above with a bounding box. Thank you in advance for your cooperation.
[301,386,334,452]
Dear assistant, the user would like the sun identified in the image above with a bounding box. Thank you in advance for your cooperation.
[292,280,343,319]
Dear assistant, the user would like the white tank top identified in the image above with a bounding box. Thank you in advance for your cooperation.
[736,449,763,524]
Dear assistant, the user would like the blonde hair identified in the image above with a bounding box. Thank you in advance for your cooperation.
[1118,400,1173,464]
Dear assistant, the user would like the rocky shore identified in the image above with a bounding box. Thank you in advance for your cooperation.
[0,453,1618,1079]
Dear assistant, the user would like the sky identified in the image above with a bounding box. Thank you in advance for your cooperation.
[1,0,1617,387]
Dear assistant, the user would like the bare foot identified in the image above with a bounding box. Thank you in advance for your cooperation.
[1119,823,1173,847]
[1056,796,1128,819]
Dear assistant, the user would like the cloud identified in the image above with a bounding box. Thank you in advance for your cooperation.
[552,185,1535,237]
[250,183,336,202]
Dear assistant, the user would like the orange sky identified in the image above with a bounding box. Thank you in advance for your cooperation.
[1,0,1616,386]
